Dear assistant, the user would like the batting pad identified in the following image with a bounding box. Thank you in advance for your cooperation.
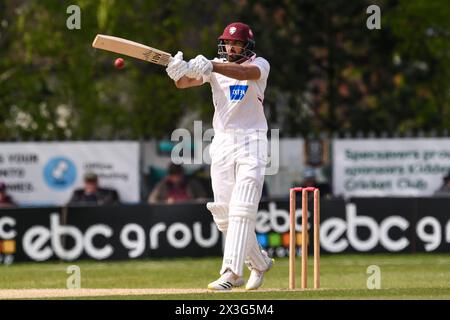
[207,201,267,272]
[245,233,272,272]
[231,182,261,204]
[220,215,254,277]
[206,202,229,233]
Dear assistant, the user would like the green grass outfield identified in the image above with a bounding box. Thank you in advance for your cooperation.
[0,254,449,299]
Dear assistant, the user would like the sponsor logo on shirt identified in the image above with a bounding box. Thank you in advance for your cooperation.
[229,85,248,101]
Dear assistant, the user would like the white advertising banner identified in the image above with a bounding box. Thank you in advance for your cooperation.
[0,142,140,206]
[333,138,450,197]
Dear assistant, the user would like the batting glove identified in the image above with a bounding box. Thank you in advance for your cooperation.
[166,51,188,81]
[186,55,213,80]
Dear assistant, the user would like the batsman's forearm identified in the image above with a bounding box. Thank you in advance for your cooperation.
[175,76,204,89]
[211,61,249,80]
[211,61,260,80]
[175,76,191,88]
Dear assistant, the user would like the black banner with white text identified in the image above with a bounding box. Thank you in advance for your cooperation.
[0,198,449,263]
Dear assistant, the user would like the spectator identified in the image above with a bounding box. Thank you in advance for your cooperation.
[68,172,121,206]
[433,171,450,197]
[148,163,208,204]
[189,165,214,199]
[0,182,17,208]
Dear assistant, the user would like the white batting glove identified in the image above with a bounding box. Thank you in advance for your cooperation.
[166,51,188,81]
[186,55,213,80]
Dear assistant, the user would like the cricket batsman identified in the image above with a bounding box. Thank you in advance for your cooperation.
[165,22,273,290]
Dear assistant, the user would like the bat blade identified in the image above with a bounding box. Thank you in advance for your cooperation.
[92,34,172,66]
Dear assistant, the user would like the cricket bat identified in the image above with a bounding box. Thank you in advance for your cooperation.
[92,34,172,66]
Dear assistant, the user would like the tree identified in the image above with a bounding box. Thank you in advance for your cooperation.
[237,0,450,135]
[0,0,236,140]
[1,0,449,139]
[386,0,450,132]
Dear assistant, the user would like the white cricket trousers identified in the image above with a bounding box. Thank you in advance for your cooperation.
[209,129,270,276]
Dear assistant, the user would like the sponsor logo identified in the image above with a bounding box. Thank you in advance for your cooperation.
[0,216,16,265]
[255,202,450,257]
[43,157,77,190]
[229,85,248,101]
[17,214,219,261]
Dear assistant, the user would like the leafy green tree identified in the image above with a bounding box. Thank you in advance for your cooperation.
[386,0,450,132]
[238,0,450,136]
[1,0,449,140]
[0,0,236,140]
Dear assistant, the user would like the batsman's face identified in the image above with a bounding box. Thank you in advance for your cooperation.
[224,40,245,62]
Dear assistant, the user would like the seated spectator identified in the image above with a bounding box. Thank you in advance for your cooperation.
[189,165,214,199]
[433,171,450,197]
[148,163,208,204]
[0,182,17,208]
[68,172,120,206]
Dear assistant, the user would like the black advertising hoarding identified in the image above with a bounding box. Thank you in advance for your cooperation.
[255,197,348,258]
[0,198,449,263]
[0,204,222,263]
[65,204,222,260]
[415,198,450,252]
[349,198,449,253]
[0,207,62,264]
[321,198,417,254]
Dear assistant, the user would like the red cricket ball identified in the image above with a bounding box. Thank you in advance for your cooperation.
[114,58,125,69]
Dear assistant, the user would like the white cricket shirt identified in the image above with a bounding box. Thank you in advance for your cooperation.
[203,56,270,132]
